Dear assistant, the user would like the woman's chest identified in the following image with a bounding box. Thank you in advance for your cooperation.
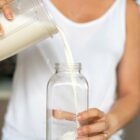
[51,0,115,23]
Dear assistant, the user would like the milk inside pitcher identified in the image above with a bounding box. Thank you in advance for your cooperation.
[0,0,58,61]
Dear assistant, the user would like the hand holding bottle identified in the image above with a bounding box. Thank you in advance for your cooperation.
[77,108,110,140]
[53,108,110,140]
[0,0,13,35]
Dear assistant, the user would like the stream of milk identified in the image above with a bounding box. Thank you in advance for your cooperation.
[57,27,79,140]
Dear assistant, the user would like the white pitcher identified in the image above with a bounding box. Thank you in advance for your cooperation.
[0,0,58,61]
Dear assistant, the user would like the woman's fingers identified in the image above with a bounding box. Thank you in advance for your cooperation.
[52,109,76,121]
[0,24,4,35]
[0,0,13,20]
[76,109,110,139]
[77,108,104,123]
[2,4,13,20]
[77,134,108,140]
[0,0,7,8]
[77,120,109,136]
[0,0,14,35]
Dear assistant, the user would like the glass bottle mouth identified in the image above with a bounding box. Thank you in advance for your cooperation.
[55,63,82,73]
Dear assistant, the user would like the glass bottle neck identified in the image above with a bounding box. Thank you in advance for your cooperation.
[55,63,81,73]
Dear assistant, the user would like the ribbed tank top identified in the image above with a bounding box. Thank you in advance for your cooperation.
[3,0,126,140]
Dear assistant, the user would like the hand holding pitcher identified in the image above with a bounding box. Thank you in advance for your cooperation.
[0,0,58,61]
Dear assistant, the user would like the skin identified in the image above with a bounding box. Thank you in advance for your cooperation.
[51,0,140,139]
[0,0,13,35]
[0,0,140,139]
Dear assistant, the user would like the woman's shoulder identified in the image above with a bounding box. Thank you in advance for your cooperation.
[126,0,140,34]
[126,0,139,20]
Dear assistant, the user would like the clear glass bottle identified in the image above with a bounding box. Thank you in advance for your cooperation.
[47,63,89,140]
[0,0,58,61]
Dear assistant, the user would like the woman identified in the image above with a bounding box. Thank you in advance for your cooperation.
[0,0,140,140]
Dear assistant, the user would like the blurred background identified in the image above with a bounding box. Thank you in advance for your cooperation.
[0,56,16,139]
[0,56,140,140]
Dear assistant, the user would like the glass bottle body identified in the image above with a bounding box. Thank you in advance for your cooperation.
[47,63,89,140]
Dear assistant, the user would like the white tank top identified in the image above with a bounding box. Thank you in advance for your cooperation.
[3,0,126,139]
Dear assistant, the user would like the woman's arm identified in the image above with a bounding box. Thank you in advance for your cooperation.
[107,0,140,135]
[76,1,140,140]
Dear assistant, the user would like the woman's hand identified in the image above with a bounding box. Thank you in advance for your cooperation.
[0,0,13,35]
[52,109,76,121]
[77,108,110,140]
[52,108,111,140]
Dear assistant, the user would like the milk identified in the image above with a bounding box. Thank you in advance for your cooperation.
[58,28,80,140]
[0,15,57,61]
[60,131,76,140]
[59,27,80,117]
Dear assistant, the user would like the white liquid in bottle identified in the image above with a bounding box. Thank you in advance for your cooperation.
[60,131,76,140]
